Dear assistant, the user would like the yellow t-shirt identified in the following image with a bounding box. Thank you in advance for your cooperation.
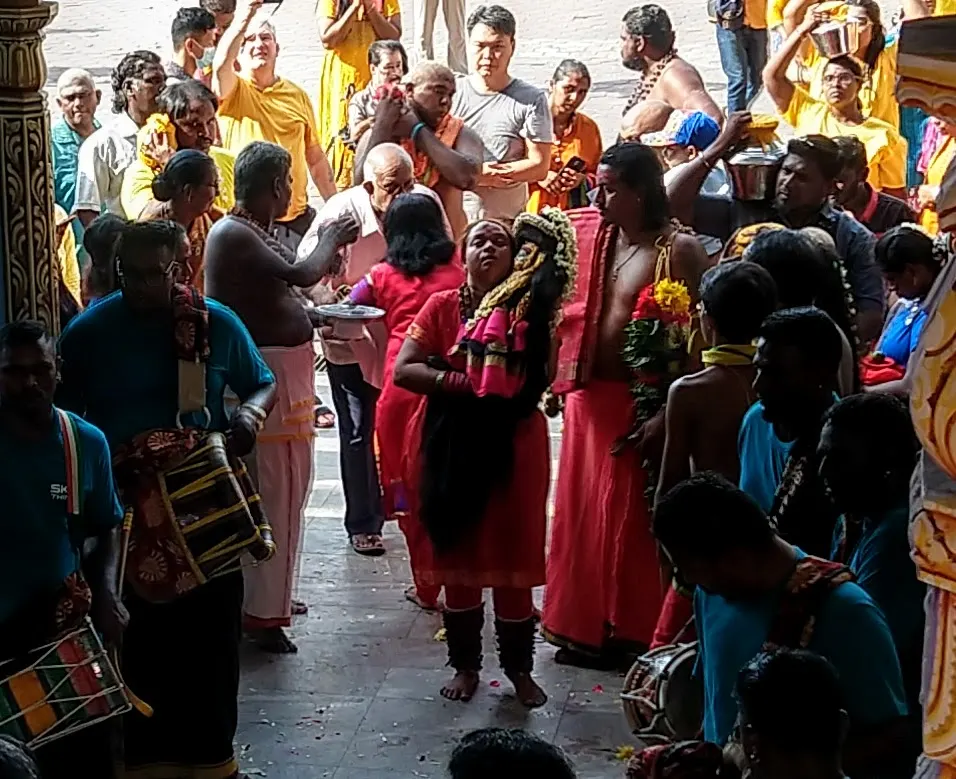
[803,41,899,128]
[218,77,319,221]
[783,85,908,191]
[120,146,236,220]
[744,0,768,29]
[766,0,788,27]
[920,135,956,235]
[934,0,956,14]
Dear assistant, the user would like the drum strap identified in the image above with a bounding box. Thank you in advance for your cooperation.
[55,408,82,518]
[171,284,210,422]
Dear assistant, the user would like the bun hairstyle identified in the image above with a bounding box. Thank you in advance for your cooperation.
[151,148,215,202]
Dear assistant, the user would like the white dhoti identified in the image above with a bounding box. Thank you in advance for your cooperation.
[244,341,316,629]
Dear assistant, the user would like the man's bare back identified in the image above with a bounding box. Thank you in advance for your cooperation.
[594,229,711,380]
[658,363,756,494]
[205,217,314,348]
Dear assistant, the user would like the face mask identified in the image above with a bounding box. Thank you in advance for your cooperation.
[196,45,217,70]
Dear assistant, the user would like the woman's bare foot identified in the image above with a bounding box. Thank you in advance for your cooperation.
[506,672,547,708]
[440,671,480,702]
[249,627,298,654]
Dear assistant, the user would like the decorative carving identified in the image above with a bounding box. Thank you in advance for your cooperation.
[0,0,59,332]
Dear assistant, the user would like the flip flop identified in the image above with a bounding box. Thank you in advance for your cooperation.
[291,599,308,616]
[350,533,386,557]
[405,586,440,612]
[315,404,335,429]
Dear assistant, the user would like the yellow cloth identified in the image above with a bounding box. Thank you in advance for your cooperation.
[802,41,899,128]
[935,0,956,14]
[218,77,320,220]
[920,135,956,235]
[315,0,401,190]
[782,85,907,191]
[766,0,788,28]
[54,204,81,305]
[744,0,768,29]
[120,146,235,219]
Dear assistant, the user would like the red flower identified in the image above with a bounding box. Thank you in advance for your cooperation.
[632,285,661,320]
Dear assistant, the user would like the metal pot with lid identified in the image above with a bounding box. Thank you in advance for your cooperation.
[725,141,786,202]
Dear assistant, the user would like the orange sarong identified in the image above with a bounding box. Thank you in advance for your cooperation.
[543,380,664,652]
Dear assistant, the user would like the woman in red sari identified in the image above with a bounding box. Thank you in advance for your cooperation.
[349,192,463,610]
[394,211,576,708]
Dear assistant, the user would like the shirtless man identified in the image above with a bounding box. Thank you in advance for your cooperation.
[355,61,483,239]
[649,261,779,647]
[542,142,713,665]
[619,5,723,139]
[204,140,359,653]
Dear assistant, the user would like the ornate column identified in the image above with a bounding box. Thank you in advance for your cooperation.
[0,0,59,331]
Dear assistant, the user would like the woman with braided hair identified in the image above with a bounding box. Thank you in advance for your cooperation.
[394,209,577,707]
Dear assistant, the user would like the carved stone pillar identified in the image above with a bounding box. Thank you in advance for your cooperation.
[0,0,59,331]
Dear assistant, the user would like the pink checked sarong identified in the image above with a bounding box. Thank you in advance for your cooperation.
[243,341,316,629]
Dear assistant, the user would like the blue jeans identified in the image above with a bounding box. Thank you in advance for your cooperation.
[716,25,768,112]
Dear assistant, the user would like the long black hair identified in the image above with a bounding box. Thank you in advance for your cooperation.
[846,0,885,71]
[419,219,569,552]
[383,193,456,276]
[744,228,860,390]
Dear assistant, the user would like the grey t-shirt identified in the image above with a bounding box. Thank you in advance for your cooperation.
[452,75,553,220]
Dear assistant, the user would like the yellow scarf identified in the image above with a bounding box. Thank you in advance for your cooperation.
[701,343,757,366]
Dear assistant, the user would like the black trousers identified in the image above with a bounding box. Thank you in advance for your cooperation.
[121,572,243,777]
[327,362,384,536]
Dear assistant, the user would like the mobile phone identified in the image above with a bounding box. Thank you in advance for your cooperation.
[560,156,587,174]
[261,0,283,3]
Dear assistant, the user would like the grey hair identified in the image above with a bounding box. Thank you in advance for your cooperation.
[56,68,96,95]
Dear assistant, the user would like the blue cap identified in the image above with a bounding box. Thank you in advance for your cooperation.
[641,110,721,150]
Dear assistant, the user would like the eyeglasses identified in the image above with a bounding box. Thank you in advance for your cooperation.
[823,73,861,86]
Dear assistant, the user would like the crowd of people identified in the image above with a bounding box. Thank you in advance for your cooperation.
[7,0,956,774]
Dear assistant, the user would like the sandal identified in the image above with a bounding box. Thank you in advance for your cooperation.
[291,599,308,616]
[315,404,335,429]
[350,533,386,557]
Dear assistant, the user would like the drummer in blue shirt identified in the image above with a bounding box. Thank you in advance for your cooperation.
[654,472,911,779]
[0,319,125,778]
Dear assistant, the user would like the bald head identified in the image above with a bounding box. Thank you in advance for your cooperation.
[56,68,100,135]
[362,143,414,216]
[409,60,455,87]
[363,143,413,182]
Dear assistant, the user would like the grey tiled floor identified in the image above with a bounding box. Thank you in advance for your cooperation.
[236,375,631,778]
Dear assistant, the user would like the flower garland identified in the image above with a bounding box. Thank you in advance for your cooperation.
[466,207,579,332]
[621,275,693,426]
[138,113,177,173]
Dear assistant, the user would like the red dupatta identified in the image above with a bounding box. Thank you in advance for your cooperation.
[552,207,615,395]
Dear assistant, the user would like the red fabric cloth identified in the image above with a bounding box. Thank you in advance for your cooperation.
[543,379,665,651]
[552,207,615,395]
[650,586,696,649]
[401,289,549,589]
[365,261,464,517]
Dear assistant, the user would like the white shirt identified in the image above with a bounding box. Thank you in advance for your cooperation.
[663,160,732,198]
[297,183,451,385]
[73,112,139,216]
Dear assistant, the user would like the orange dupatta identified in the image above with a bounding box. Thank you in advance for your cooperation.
[401,115,464,189]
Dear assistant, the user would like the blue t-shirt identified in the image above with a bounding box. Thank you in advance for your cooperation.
[737,401,793,512]
[57,291,275,447]
[0,410,123,624]
[695,548,908,744]
[833,504,926,705]
[876,299,927,367]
